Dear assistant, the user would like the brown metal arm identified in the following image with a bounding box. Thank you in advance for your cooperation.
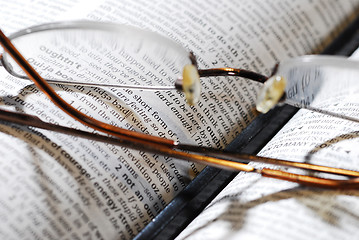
[1,108,359,189]
[1,28,359,189]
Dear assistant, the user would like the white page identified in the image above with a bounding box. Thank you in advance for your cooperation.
[176,3,359,240]
[0,0,358,239]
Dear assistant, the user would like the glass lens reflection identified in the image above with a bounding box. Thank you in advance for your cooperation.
[3,23,190,88]
[280,56,359,122]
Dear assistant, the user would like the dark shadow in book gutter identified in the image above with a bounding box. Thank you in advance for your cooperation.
[181,185,359,238]
[137,13,359,239]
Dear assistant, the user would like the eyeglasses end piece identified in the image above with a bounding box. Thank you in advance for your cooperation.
[256,75,286,113]
[182,64,201,105]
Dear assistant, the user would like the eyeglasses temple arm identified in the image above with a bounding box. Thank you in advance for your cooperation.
[1,107,358,189]
[0,107,257,172]
[1,30,357,188]
[260,168,359,189]
[177,144,359,177]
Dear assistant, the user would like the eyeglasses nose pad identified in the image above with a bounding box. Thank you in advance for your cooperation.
[256,75,287,113]
[177,64,201,105]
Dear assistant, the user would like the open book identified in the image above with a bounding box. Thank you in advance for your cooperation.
[0,0,358,239]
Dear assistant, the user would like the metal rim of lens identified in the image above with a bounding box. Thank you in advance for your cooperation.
[2,21,191,89]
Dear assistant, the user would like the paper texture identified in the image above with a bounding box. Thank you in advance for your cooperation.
[176,1,359,238]
[0,0,358,239]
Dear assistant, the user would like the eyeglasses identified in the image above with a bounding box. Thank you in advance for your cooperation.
[0,21,358,189]
[257,55,359,123]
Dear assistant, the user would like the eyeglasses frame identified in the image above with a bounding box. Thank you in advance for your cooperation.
[0,21,358,189]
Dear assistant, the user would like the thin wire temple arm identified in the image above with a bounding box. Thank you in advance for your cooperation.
[4,72,178,91]
[177,144,359,177]
[6,67,268,90]
[0,108,254,173]
[1,108,359,189]
[198,68,268,83]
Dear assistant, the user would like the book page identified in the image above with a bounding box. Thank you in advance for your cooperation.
[177,113,359,240]
[0,0,358,239]
[177,6,359,240]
